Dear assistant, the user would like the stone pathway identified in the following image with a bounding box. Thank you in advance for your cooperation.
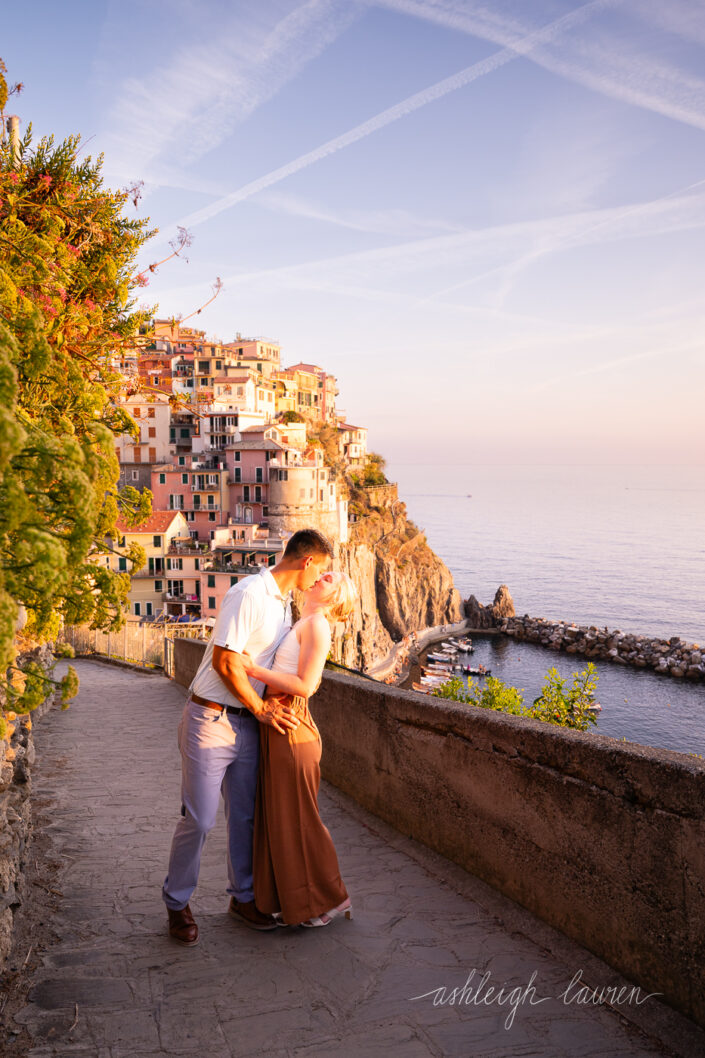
[11,660,705,1057]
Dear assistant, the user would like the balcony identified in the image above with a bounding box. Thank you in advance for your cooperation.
[192,503,221,512]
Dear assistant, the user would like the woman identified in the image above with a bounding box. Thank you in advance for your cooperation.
[243,570,358,927]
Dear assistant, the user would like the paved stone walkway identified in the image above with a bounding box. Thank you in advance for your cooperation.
[12,660,705,1057]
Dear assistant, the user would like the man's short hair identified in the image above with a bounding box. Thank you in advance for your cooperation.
[283,528,334,561]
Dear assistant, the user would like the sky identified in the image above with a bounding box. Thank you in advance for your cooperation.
[3,0,705,465]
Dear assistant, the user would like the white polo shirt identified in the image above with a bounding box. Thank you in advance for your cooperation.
[190,567,292,707]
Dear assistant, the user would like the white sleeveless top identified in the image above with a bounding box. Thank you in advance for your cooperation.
[270,615,331,684]
[270,625,301,676]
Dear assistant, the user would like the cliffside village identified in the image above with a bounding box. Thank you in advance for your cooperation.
[109,319,371,624]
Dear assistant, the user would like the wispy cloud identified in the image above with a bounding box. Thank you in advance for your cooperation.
[165,0,615,238]
[375,0,705,131]
[151,180,705,318]
[101,0,359,176]
[256,190,465,237]
[527,336,704,394]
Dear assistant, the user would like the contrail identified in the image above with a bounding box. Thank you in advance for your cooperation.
[170,0,617,236]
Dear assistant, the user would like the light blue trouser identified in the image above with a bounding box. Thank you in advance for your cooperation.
[162,697,260,910]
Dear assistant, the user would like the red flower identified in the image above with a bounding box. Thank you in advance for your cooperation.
[9,172,20,185]
[38,174,53,190]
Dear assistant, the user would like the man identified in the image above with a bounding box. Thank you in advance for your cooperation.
[162,528,334,944]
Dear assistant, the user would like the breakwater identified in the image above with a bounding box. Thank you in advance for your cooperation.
[499,615,704,682]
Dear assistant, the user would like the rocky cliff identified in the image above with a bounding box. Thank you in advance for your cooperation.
[330,497,463,671]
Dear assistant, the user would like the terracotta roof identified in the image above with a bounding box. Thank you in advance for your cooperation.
[338,423,365,431]
[115,510,187,534]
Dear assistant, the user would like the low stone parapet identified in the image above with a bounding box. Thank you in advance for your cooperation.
[501,616,704,680]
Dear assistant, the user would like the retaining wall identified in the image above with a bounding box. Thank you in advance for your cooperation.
[172,638,705,1029]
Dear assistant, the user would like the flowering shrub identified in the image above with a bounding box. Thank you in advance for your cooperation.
[0,62,154,718]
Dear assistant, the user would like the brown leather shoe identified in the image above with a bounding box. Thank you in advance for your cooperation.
[228,897,277,931]
[168,903,199,946]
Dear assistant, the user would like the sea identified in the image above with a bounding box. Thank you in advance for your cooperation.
[388,463,705,756]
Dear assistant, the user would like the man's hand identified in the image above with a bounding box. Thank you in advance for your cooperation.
[251,693,299,734]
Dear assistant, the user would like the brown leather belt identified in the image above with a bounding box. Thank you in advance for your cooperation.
[190,692,249,717]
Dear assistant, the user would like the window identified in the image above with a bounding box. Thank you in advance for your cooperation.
[215,360,222,370]
[235,452,241,462]
[199,361,209,373]
[255,486,262,502]
[243,486,250,501]
[169,495,183,510]
[118,557,127,571]
[145,602,153,616]
[194,559,200,571]
[133,407,141,417]
[208,596,216,609]
[134,448,141,463]
[134,603,141,615]
[149,447,156,462]
[182,473,188,484]
[132,470,140,481]
[180,428,189,438]
[230,576,238,586]
[159,473,166,484]
[320,490,324,502]
[178,456,185,466]
[148,427,156,438]
[155,580,162,592]
[234,468,241,483]
[208,575,215,588]
[148,407,155,418]
[153,535,162,547]
[256,467,263,483]
[185,512,194,522]
[208,512,216,522]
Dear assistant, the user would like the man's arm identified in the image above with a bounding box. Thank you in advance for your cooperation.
[211,645,298,733]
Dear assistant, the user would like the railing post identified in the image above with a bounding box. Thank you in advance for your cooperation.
[142,623,147,667]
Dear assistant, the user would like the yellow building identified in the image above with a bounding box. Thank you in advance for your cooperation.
[110,510,190,618]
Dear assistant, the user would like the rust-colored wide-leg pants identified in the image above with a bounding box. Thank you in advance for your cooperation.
[253,694,348,925]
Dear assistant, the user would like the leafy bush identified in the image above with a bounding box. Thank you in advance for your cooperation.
[433,664,599,731]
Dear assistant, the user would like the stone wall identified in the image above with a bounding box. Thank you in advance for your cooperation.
[0,689,57,968]
[171,638,705,1030]
[501,615,704,681]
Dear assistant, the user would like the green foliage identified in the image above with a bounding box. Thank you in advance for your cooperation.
[433,664,599,731]
[0,87,155,723]
[363,452,388,487]
[281,410,305,423]
[526,664,599,730]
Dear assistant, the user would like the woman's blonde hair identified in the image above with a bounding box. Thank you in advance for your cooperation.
[324,571,358,622]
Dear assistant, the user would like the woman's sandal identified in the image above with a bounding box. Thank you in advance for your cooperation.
[300,900,353,928]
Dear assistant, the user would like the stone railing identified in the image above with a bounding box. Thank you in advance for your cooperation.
[0,678,57,968]
[172,639,705,1030]
[359,483,398,508]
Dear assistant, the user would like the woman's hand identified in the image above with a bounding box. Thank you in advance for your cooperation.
[239,650,256,676]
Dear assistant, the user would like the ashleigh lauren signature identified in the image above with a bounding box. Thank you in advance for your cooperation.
[408,969,662,1030]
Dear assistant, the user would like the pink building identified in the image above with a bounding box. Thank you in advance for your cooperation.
[150,459,230,543]
[199,528,285,619]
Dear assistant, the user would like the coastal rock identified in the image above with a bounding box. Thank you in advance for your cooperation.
[464,585,516,629]
[332,500,461,670]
